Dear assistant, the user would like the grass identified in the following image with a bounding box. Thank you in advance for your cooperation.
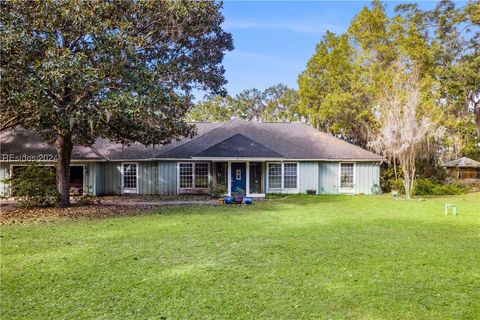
[1,194,479,319]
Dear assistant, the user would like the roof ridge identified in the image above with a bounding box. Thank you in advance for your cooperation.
[188,120,303,125]
[188,121,228,124]
[89,145,107,160]
[157,120,234,156]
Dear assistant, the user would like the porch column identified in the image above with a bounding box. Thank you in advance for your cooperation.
[227,161,232,196]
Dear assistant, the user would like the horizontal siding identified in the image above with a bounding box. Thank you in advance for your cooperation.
[300,162,319,194]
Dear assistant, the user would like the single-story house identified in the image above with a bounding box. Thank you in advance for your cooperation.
[442,157,480,180]
[0,119,384,197]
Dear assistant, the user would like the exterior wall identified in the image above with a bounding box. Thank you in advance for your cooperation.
[158,161,177,195]
[318,162,340,194]
[102,162,122,195]
[318,161,380,195]
[83,162,97,195]
[138,161,159,195]
[355,162,381,194]
[95,162,105,195]
[265,161,379,195]
[1,160,380,197]
[0,161,98,196]
[446,167,480,181]
[299,162,319,194]
[0,162,9,196]
[100,161,178,195]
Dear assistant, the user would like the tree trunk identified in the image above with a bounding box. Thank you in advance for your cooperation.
[393,157,398,181]
[475,106,480,141]
[401,152,416,200]
[55,133,74,207]
[467,90,480,140]
[403,172,411,200]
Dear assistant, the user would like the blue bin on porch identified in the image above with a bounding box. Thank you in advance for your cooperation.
[224,196,233,204]
[244,197,253,205]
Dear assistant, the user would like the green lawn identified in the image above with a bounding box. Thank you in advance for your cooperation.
[1,194,479,319]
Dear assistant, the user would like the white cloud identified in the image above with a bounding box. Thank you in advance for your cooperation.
[223,19,342,34]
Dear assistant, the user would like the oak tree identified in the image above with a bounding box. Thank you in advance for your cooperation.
[0,0,233,206]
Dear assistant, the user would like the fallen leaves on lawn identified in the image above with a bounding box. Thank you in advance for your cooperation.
[0,203,161,225]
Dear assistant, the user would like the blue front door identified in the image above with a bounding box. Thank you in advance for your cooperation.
[231,163,246,194]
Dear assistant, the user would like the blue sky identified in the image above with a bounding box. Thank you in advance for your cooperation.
[218,1,448,97]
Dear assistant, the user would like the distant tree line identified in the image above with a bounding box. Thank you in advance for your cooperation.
[191,0,479,161]
[187,84,301,123]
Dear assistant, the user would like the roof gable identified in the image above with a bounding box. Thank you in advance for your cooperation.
[443,157,480,168]
[194,133,283,158]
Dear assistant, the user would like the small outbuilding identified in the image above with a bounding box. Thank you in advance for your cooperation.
[442,157,480,180]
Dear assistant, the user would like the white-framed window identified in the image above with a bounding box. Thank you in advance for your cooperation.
[179,162,209,189]
[268,163,282,189]
[283,163,298,189]
[179,163,193,188]
[339,162,355,191]
[194,163,209,188]
[122,162,138,193]
[267,162,298,192]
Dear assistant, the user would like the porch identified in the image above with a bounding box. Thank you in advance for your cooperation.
[218,161,266,197]
[177,160,300,197]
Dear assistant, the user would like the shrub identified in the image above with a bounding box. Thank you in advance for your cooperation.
[380,165,401,193]
[413,178,435,195]
[388,178,405,195]
[75,186,96,206]
[431,183,466,195]
[381,160,450,193]
[413,178,465,196]
[5,164,60,207]
[209,183,227,198]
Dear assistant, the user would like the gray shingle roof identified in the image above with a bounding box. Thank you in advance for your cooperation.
[195,133,283,158]
[90,122,223,160]
[0,120,384,161]
[442,157,480,168]
[0,127,103,160]
[159,119,384,160]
